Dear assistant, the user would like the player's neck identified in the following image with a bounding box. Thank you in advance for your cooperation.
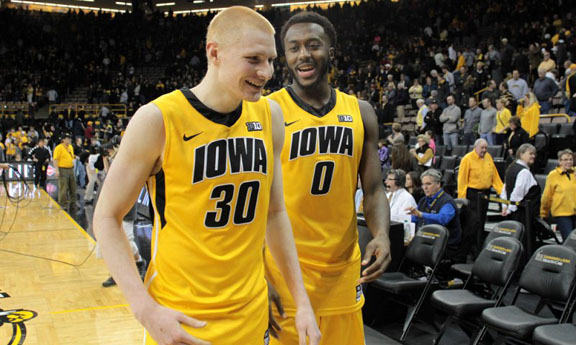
[290,79,332,109]
[192,77,242,114]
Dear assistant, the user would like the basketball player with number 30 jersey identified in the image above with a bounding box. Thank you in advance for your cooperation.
[94,7,320,345]
[264,12,391,345]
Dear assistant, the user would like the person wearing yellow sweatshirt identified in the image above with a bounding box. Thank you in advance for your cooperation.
[494,98,512,144]
[541,149,576,240]
[516,92,540,138]
[458,138,504,256]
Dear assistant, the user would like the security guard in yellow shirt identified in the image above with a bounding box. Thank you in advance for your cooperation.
[53,134,77,211]
[457,138,504,258]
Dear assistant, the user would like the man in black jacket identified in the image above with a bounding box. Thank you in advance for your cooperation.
[29,138,51,188]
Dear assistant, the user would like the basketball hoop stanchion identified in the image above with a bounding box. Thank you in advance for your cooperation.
[483,195,535,256]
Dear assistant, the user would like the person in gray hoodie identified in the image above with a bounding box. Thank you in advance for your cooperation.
[439,95,461,152]
[478,98,497,145]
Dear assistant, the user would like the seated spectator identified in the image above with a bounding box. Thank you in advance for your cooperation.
[409,134,434,172]
[540,149,576,241]
[391,141,417,174]
[385,169,417,222]
[406,171,424,203]
[378,139,390,171]
[406,169,462,256]
[517,92,540,138]
[501,144,540,223]
[505,116,530,159]
[387,123,404,144]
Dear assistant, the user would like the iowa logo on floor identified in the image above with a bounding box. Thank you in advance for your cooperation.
[0,291,38,345]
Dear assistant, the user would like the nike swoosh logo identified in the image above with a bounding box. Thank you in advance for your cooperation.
[284,120,300,127]
[183,132,203,141]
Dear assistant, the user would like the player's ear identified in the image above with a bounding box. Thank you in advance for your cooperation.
[206,41,220,65]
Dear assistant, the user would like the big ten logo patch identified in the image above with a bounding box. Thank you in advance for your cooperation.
[337,115,353,122]
[356,285,363,302]
[0,291,38,345]
[246,122,263,132]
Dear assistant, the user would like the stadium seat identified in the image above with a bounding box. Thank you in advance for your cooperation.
[481,245,576,342]
[486,145,503,158]
[435,145,445,157]
[562,229,576,250]
[544,159,559,174]
[535,174,548,190]
[439,156,457,171]
[433,156,441,169]
[533,323,576,345]
[451,220,524,280]
[371,224,448,341]
[451,145,468,157]
[541,123,559,136]
[432,237,523,345]
[556,123,573,137]
[408,136,417,147]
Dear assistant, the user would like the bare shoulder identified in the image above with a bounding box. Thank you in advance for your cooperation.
[357,99,378,123]
[117,103,165,172]
[266,98,285,154]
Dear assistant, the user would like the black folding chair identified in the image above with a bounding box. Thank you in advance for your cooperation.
[451,220,524,281]
[371,224,448,341]
[431,237,524,345]
[481,245,576,343]
[534,323,576,345]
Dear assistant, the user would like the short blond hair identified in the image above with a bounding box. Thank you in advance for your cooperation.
[206,6,275,48]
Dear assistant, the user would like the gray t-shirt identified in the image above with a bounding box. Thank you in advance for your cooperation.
[478,107,497,134]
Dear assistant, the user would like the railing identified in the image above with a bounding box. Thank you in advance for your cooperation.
[0,102,31,116]
[48,104,128,117]
[539,113,571,124]
[473,87,488,101]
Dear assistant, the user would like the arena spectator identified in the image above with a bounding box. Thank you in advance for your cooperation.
[501,144,540,224]
[505,116,530,159]
[439,95,460,152]
[540,149,576,241]
[494,98,512,145]
[507,70,529,101]
[385,169,417,222]
[478,98,497,145]
[409,134,434,173]
[462,97,482,145]
[406,171,424,203]
[533,68,560,114]
[517,92,541,138]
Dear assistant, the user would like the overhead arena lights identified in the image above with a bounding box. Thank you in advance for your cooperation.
[115,1,131,5]
[271,0,356,7]
[10,0,126,12]
[193,0,204,3]
[172,6,226,14]
[156,2,175,6]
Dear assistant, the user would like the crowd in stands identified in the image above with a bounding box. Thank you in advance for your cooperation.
[0,0,575,247]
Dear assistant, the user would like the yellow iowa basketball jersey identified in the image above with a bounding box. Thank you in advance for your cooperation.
[265,87,365,316]
[147,89,273,320]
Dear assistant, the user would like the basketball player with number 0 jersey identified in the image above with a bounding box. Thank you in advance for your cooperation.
[264,12,391,345]
[94,7,320,345]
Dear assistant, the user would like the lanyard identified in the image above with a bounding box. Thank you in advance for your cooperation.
[424,190,444,213]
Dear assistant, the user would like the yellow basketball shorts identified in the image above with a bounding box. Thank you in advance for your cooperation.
[144,295,269,345]
[270,309,365,345]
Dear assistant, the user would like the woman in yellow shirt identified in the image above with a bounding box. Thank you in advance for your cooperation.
[541,149,576,240]
[494,98,512,144]
[516,92,540,138]
[409,134,434,173]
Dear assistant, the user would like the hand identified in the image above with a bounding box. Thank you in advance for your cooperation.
[267,280,285,339]
[54,169,59,177]
[360,235,391,283]
[405,206,422,218]
[501,207,508,217]
[0,163,9,170]
[508,149,513,156]
[294,305,321,345]
[135,301,210,345]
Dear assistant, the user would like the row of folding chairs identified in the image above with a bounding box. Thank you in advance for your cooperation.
[370,221,576,344]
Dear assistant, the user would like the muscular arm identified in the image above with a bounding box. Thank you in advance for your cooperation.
[358,100,391,283]
[264,99,320,345]
[93,104,208,345]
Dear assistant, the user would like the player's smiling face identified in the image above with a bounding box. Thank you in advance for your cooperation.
[218,29,276,102]
[284,23,333,90]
